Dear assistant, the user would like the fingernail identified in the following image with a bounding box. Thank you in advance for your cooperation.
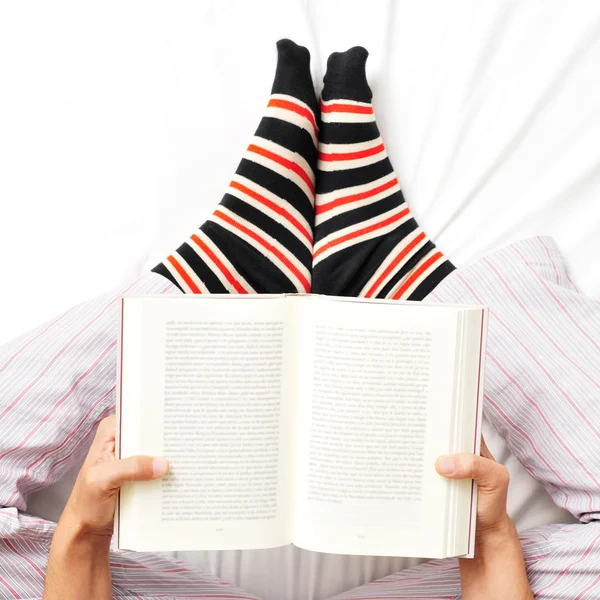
[152,457,169,477]
[436,456,455,475]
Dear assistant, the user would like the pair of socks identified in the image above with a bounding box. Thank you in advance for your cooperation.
[153,39,454,298]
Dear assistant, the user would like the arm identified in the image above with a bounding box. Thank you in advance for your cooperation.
[436,439,534,600]
[43,416,169,600]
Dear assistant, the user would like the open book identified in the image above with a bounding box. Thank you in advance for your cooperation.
[116,294,487,558]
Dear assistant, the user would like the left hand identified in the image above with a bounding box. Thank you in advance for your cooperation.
[436,439,533,599]
[435,437,511,538]
[61,415,169,539]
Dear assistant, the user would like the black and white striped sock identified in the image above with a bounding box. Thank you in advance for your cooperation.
[312,46,455,299]
[153,39,319,294]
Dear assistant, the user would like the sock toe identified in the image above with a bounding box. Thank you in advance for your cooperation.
[322,46,372,103]
[272,39,318,117]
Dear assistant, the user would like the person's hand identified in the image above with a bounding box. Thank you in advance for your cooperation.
[435,437,534,600]
[435,437,511,539]
[44,416,170,600]
[61,415,169,539]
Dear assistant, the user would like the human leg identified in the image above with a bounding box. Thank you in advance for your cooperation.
[0,38,321,599]
[311,46,454,298]
[325,237,600,599]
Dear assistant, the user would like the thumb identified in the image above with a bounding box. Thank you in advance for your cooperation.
[94,456,169,491]
[435,453,509,493]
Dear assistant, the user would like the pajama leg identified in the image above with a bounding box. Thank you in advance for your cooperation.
[326,523,600,600]
[324,556,462,600]
[307,45,463,598]
[326,237,600,599]
[0,273,178,512]
[0,38,320,598]
[0,276,260,599]
[1,39,320,508]
[0,510,262,599]
[427,237,600,523]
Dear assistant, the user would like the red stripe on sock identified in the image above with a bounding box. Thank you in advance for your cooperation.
[320,102,373,114]
[391,251,444,300]
[364,231,427,298]
[247,144,315,196]
[167,255,201,294]
[214,210,310,293]
[189,233,248,294]
[316,177,399,215]
[318,143,384,162]
[313,208,410,260]
[267,98,319,138]
[229,180,312,244]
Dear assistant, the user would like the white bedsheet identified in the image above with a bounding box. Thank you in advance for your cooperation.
[2,1,598,599]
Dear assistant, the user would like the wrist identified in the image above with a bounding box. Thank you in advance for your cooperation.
[55,506,113,551]
[459,514,533,600]
[475,514,518,553]
[461,514,524,580]
[45,507,113,600]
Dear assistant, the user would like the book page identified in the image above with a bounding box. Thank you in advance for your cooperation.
[118,295,296,552]
[293,298,461,558]
[451,308,487,558]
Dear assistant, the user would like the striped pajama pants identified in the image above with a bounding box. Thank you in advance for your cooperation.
[1,237,599,600]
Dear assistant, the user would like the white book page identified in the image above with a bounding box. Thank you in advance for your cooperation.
[293,298,460,558]
[118,295,296,551]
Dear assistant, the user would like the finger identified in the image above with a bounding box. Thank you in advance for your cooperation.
[90,415,116,454]
[95,450,116,467]
[480,437,495,462]
[435,453,509,492]
[92,415,116,446]
[83,416,117,468]
[92,456,169,491]
[100,439,115,454]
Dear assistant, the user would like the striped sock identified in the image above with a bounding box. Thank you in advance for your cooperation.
[312,46,455,300]
[152,39,318,294]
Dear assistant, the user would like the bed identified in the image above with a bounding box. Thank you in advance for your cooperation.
[1,1,599,599]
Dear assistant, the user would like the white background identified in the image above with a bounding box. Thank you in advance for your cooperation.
[2,1,599,599]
